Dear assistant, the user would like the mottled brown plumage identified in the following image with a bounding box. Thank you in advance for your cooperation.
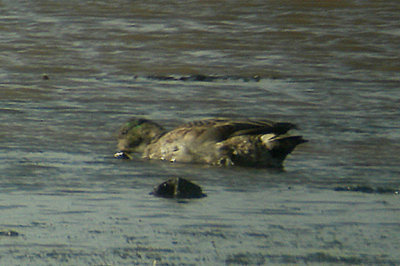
[116,118,307,168]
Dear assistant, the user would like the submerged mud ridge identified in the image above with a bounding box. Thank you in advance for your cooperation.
[334,185,399,194]
[144,74,262,82]
[0,230,19,237]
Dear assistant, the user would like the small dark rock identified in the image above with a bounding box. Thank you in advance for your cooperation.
[151,178,206,199]
[42,74,50,80]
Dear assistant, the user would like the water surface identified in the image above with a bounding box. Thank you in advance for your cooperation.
[1,0,399,264]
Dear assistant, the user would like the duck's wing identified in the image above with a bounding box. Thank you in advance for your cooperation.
[174,118,297,143]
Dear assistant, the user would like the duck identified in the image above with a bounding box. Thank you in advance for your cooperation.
[115,117,307,168]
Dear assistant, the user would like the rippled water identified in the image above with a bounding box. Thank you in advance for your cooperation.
[1,0,400,264]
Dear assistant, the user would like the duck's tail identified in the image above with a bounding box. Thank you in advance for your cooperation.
[262,134,307,162]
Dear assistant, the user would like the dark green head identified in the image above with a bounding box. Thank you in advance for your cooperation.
[117,118,165,153]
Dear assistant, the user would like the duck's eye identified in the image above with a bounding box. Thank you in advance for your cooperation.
[121,124,141,135]
[137,118,147,124]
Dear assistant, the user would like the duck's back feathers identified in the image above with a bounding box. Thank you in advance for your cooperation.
[173,118,296,142]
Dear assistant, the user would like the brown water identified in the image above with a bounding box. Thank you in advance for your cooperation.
[1,0,400,264]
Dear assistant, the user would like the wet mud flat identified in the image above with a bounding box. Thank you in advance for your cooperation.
[1,171,399,265]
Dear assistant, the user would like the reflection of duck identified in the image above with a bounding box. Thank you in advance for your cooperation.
[116,118,307,168]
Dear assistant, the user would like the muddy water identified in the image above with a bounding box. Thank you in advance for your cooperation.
[1,0,400,264]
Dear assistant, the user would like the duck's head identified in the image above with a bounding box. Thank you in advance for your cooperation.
[117,118,165,153]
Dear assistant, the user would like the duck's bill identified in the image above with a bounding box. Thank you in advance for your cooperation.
[114,151,133,160]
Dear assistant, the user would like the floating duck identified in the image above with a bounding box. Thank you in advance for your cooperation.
[115,118,307,168]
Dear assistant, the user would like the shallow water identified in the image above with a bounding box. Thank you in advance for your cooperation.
[1,0,400,264]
